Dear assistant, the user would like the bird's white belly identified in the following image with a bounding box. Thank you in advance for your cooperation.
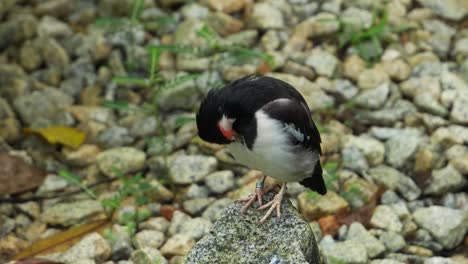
[227,111,318,182]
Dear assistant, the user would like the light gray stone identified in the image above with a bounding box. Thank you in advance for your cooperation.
[169,154,217,184]
[413,206,468,249]
[305,49,338,77]
[205,170,235,194]
[41,200,105,226]
[425,165,466,195]
[59,233,111,263]
[96,147,146,177]
[347,222,386,258]
[370,205,403,233]
[320,236,368,264]
[416,0,468,21]
[380,231,406,252]
[248,3,284,29]
[132,230,165,249]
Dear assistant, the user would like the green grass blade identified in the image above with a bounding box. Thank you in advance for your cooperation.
[113,76,150,87]
[131,0,144,23]
[101,100,130,111]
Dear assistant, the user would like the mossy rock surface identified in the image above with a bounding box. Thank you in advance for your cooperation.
[185,192,320,264]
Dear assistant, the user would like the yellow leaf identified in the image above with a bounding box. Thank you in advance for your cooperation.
[25,126,86,148]
[14,219,111,260]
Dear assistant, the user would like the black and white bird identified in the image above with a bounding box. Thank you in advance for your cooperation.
[196,75,327,223]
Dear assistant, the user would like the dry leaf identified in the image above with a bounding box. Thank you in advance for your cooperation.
[15,258,63,264]
[318,215,340,236]
[0,153,46,195]
[13,219,111,261]
[24,126,86,149]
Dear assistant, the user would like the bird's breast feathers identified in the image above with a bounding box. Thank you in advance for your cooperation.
[227,109,319,182]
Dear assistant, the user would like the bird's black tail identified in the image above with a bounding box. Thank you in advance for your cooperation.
[299,162,327,195]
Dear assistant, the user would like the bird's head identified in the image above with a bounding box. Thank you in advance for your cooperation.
[196,89,237,144]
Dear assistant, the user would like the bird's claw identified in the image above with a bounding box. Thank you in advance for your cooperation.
[257,192,284,224]
[237,185,265,214]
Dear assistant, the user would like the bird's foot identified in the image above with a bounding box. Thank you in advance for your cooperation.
[257,183,286,224]
[257,192,284,224]
[237,181,266,214]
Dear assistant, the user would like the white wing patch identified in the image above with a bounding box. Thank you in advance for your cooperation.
[284,123,305,142]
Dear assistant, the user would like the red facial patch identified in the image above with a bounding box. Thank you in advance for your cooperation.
[218,122,233,140]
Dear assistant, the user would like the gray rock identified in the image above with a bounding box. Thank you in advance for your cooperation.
[132,230,165,249]
[425,165,465,195]
[0,98,20,142]
[160,233,195,256]
[414,93,448,117]
[248,3,284,29]
[205,170,235,194]
[370,260,405,264]
[343,135,385,166]
[305,49,338,77]
[108,224,132,260]
[37,174,70,193]
[309,221,323,242]
[0,0,16,19]
[41,200,105,226]
[358,68,390,90]
[355,83,390,109]
[130,247,168,264]
[342,146,369,172]
[13,88,74,128]
[41,37,70,71]
[59,233,111,263]
[320,235,368,264]
[184,184,210,199]
[186,193,319,264]
[181,3,209,19]
[157,77,200,111]
[425,257,456,264]
[370,205,403,233]
[347,222,386,258]
[367,165,421,201]
[95,126,134,148]
[180,217,212,240]
[413,206,468,249]
[169,154,217,184]
[385,130,424,169]
[139,217,170,233]
[201,198,233,222]
[182,197,216,215]
[380,231,406,252]
[341,7,373,30]
[416,0,468,21]
[330,79,359,100]
[450,89,468,125]
[0,15,37,49]
[38,15,72,38]
[168,211,191,236]
[96,147,146,177]
[422,19,456,57]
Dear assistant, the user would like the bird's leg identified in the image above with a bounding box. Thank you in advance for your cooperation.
[237,175,267,214]
[258,182,286,224]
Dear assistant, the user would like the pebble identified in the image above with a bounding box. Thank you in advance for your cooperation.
[96,147,146,177]
[248,2,284,29]
[320,236,368,264]
[343,135,385,166]
[182,197,216,215]
[201,198,233,222]
[41,200,105,226]
[413,206,468,249]
[305,49,338,77]
[169,154,218,184]
[132,230,165,249]
[59,233,111,263]
[355,83,390,109]
[370,205,403,233]
[139,217,170,233]
[424,165,465,195]
[130,247,168,264]
[380,231,406,252]
[205,170,235,194]
[347,222,386,258]
[160,234,195,256]
[358,68,390,90]
[179,217,212,240]
[298,191,349,221]
[416,0,468,21]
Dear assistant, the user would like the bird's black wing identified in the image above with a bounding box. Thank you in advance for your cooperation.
[261,98,326,194]
[261,98,322,153]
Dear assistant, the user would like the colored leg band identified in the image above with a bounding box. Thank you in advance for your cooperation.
[256,181,264,189]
